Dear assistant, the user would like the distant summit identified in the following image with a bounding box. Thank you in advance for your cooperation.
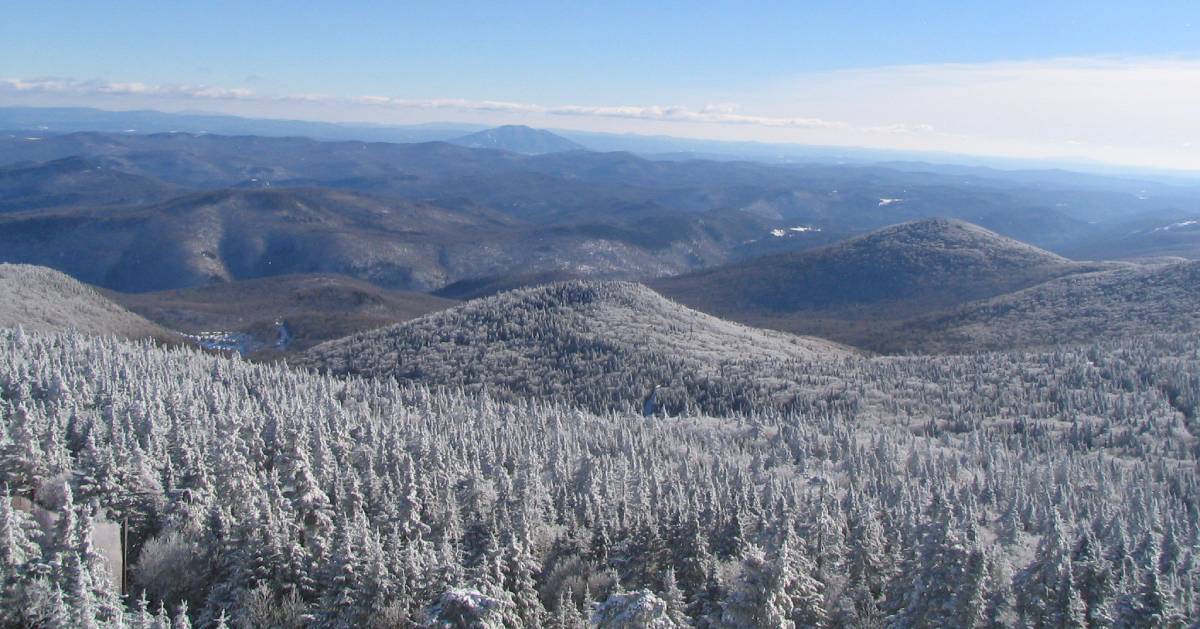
[449,125,586,154]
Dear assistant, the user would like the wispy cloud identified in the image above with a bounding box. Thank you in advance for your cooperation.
[760,56,1200,153]
[1,77,845,130]
[4,57,1199,171]
[2,77,256,100]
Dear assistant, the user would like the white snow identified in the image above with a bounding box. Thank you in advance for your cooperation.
[771,226,821,237]
[879,198,903,206]
[1153,220,1199,232]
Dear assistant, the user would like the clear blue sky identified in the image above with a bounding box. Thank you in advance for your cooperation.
[2,1,1199,169]
[3,1,1197,102]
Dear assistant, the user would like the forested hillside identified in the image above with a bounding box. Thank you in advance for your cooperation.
[302,281,852,415]
[882,260,1200,354]
[3,327,1198,626]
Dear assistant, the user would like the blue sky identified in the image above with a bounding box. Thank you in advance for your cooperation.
[2,1,1199,169]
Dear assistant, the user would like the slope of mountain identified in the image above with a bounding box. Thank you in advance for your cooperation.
[0,156,184,212]
[0,264,170,339]
[882,260,1200,354]
[110,273,457,356]
[449,125,587,154]
[303,281,852,414]
[653,218,1118,345]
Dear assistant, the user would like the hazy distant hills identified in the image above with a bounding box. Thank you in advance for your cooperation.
[0,264,169,340]
[883,260,1200,353]
[449,125,587,154]
[0,131,507,188]
[0,187,528,292]
[4,130,1194,250]
[111,273,456,356]
[1063,213,1200,261]
[0,183,773,292]
[303,280,851,414]
[0,106,485,143]
[10,106,1200,181]
[2,125,1199,341]
[0,156,184,212]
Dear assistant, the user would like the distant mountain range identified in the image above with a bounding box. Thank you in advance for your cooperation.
[2,130,1197,298]
[0,182,771,293]
[449,125,586,154]
[2,120,1199,360]
[6,106,1200,182]
[0,106,484,143]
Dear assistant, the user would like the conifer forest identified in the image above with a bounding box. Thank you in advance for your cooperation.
[2,328,1198,627]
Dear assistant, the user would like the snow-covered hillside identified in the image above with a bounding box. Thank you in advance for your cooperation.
[302,280,853,415]
[0,264,169,340]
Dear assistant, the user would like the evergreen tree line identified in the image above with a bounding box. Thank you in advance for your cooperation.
[1,328,1198,627]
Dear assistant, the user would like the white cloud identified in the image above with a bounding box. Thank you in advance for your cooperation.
[4,57,1199,171]
[750,56,1200,168]
[2,77,255,100]
[0,77,844,129]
